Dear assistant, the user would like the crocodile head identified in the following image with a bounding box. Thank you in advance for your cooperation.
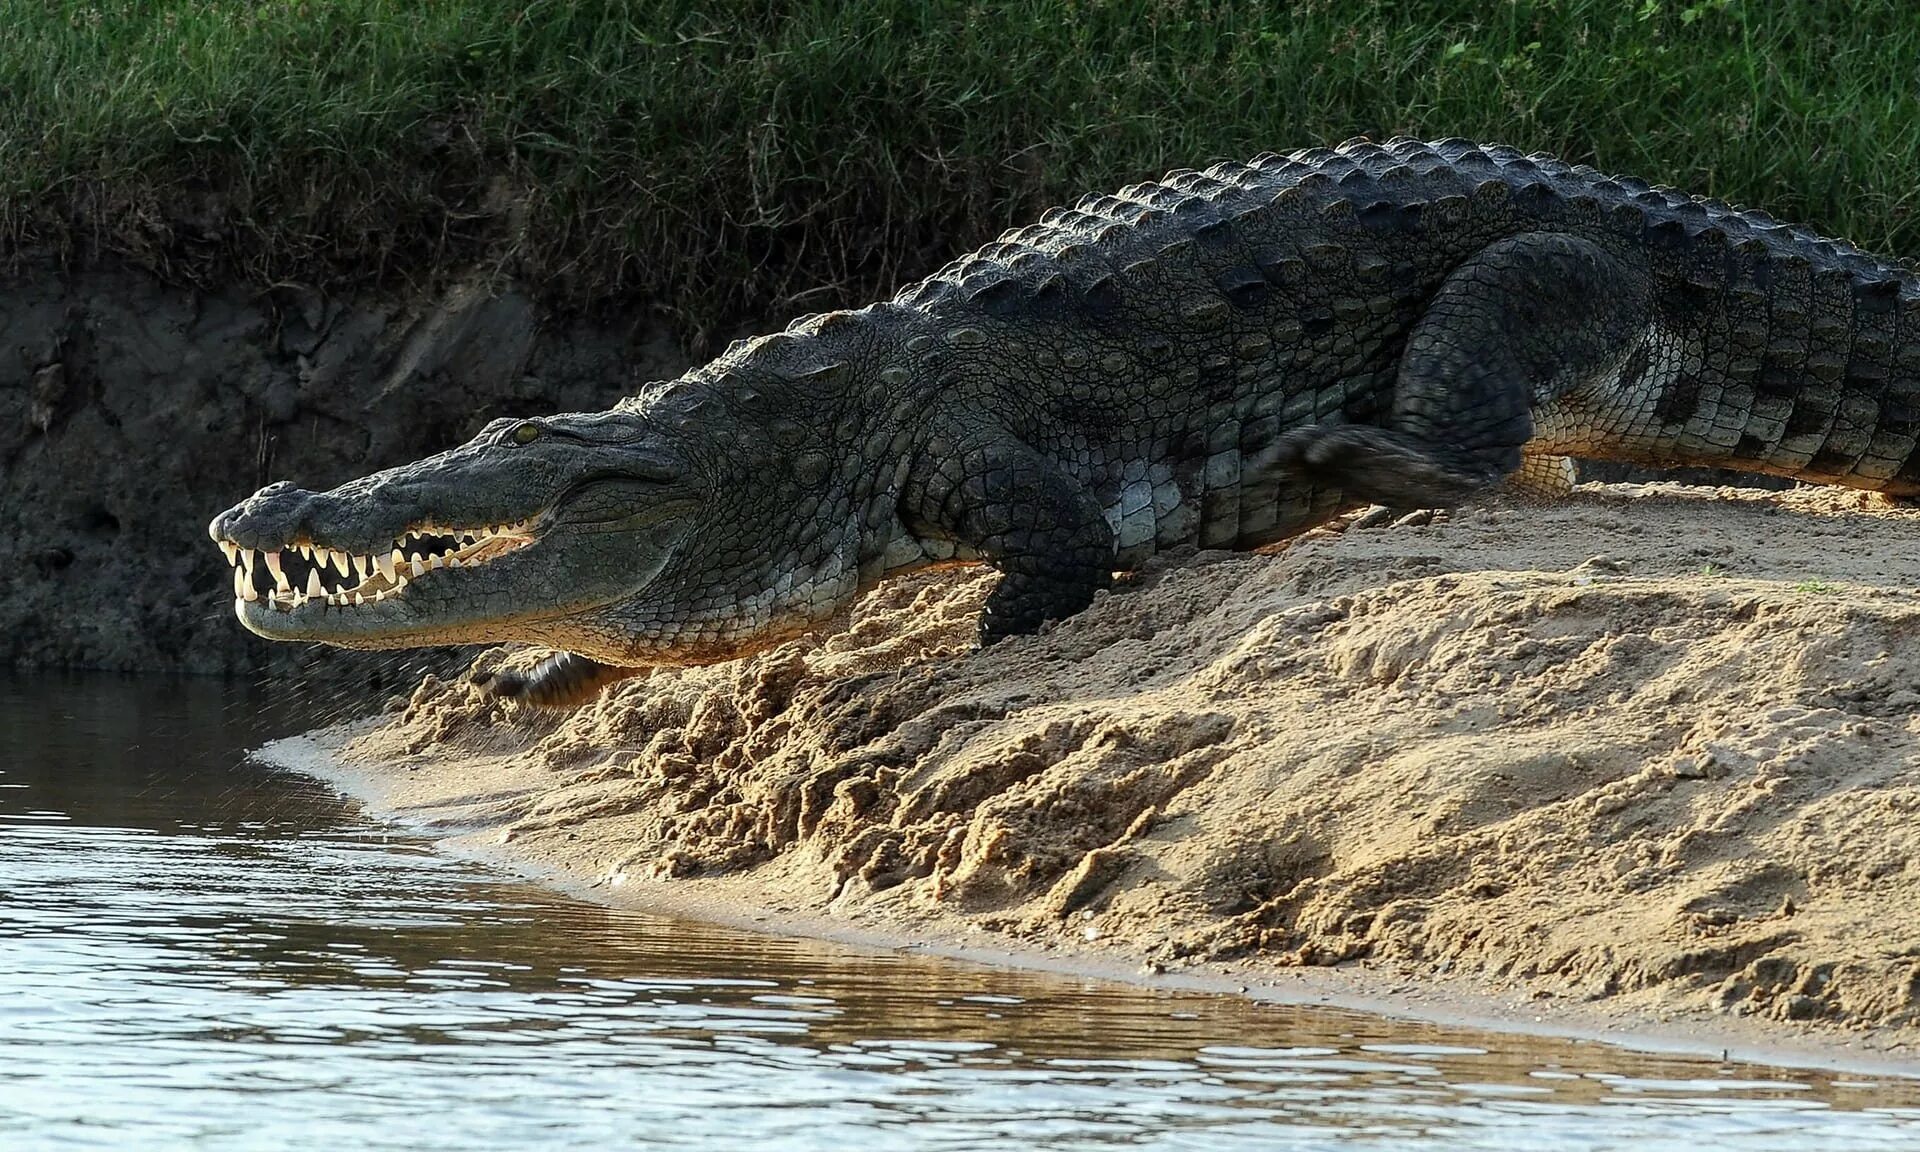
[208,400,846,665]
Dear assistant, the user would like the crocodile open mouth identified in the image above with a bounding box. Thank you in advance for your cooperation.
[214,521,536,613]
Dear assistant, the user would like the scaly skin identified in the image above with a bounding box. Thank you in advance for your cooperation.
[208,137,1920,703]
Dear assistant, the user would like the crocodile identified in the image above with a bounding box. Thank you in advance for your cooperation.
[209,137,1920,706]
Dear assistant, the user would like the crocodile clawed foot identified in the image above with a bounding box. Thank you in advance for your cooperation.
[469,666,534,700]
[1264,425,1495,509]
[470,652,643,709]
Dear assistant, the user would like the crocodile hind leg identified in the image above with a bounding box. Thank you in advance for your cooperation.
[1256,232,1654,508]
[472,651,644,708]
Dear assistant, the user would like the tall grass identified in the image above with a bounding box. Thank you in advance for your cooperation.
[2,1,1917,340]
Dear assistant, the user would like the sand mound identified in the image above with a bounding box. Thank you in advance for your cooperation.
[341,483,1920,1039]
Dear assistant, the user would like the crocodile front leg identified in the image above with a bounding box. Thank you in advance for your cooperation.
[911,433,1116,644]
[1260,232,1655,508]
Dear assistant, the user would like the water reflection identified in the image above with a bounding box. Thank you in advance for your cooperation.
[4,674,1920,1151]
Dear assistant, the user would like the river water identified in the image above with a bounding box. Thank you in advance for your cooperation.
[6,674,1920,1151]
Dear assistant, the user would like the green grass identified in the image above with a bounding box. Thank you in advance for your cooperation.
[4,0,1920,342]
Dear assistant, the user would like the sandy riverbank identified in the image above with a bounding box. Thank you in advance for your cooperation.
[283,481,1920,1066]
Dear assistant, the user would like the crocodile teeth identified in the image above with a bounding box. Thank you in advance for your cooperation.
[214,514,540,615]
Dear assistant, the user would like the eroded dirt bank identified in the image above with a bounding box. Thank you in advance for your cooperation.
[0,264,688,674]
[321,483,1920,1051]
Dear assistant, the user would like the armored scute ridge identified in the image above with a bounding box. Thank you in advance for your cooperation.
[209,137,1920,706]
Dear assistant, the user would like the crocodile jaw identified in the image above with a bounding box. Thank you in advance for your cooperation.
[219,517,549,647]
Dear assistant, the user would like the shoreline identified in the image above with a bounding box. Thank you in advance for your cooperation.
[261,728,1920,1078]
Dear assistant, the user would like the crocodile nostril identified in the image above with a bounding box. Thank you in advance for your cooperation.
[245,484,302,513]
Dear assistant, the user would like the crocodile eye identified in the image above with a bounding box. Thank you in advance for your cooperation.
[511,422,541,445]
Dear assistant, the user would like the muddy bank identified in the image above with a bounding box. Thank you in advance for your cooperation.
[0,263,689,674]
[312,482,1920,1051]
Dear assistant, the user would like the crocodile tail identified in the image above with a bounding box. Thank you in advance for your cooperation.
[1541,238,1920,497]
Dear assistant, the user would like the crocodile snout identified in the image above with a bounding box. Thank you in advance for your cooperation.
[207,481,316,550]
[208,478,420,556]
